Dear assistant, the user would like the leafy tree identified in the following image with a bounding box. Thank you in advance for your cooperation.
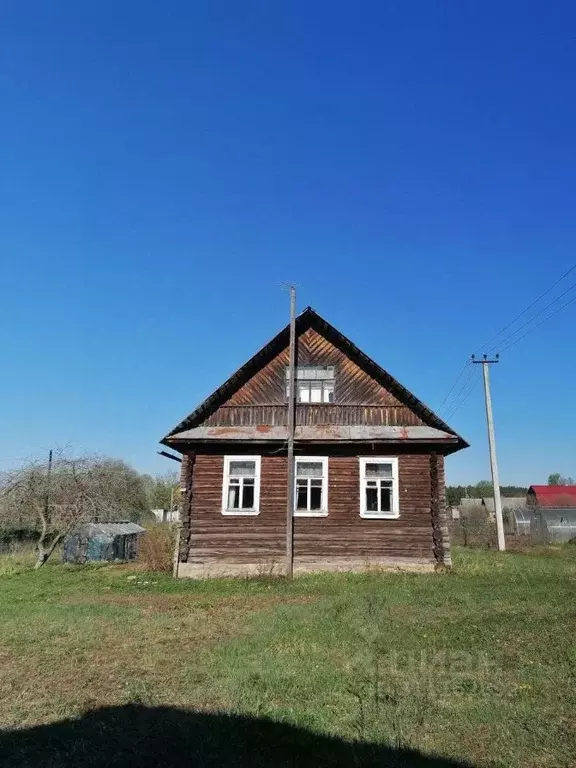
[141,472,180,510]
[0,451,149,568]
[548,473,574,486]
[474,480,493,496]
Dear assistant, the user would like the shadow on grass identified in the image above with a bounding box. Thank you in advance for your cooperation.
[0,704,473,767]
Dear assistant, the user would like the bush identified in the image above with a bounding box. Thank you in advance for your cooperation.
[138,524,176,572]
[0,528,38,555]
[449,517,497,549]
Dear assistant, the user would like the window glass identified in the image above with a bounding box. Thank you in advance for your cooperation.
[365,462,392,478]
[310,480,322,510]
[297,461,323,476]
[380,485,392,512]
[366,485,378,512]
[310,382,322,403]
[297,383,310,402]
[228,482,240,509]
[229,460,256,476]
[296,481,308,510]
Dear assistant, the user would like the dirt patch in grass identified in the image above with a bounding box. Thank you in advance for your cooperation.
[61,593,316,615]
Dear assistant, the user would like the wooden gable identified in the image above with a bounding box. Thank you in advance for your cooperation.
[227,328,404,407]
[163,308,463,437]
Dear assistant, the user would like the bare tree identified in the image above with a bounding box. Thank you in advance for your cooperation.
[0,451,149,568]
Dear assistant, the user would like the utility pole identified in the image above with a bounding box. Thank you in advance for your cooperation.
[472,354,505,551]
[286,286,297,578]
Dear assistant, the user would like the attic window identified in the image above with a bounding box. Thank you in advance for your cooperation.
[286,366,335,403]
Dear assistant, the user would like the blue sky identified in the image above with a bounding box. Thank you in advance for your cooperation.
[1,1,575,484]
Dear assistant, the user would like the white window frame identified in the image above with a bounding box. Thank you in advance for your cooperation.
[294,456,329,517]
[359,457,399,519]
[221,455,261,516]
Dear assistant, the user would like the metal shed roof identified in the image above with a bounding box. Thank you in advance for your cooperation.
[78,523,146,536]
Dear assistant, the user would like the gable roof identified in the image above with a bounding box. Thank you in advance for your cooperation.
[529,485,576,507]
[162,307,468,449]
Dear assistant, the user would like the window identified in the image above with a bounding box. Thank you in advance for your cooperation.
[286,366,335,403]
[222,456,261,515]
[359,458,399,518]
[294,457,328,516]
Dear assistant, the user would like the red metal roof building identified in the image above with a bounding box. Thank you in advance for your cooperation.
[528,485,576,507]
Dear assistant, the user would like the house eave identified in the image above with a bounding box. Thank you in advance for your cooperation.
[162,425,468,454]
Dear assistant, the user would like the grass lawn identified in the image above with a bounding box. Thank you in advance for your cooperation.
[0,547,574,767]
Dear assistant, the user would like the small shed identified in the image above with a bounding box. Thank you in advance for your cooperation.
[63,522,146,564]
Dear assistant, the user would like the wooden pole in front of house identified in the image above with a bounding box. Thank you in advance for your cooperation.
[286,286,297,577]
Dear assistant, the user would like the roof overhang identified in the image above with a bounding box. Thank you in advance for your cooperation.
[165,425,464,452]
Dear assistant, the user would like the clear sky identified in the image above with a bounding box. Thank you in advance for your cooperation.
[1,1,575,485]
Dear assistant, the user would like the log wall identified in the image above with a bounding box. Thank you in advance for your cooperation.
[182,448,438,570]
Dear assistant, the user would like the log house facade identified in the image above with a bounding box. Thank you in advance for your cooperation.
[162,308,467,577]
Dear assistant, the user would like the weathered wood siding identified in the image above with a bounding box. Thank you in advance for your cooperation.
[204,404,422,427]
[203,328,425,427]
[184,450,436,566]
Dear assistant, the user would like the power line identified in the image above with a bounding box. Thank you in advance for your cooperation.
[442,261,576,423]
[444,366,477,419]
[445,375,481,420]
[438,359,472,412]
[498,292,576,355]
[474,261,576,354]
[441,262,575,415]
[486,278,576,354]
[447,289,576,418]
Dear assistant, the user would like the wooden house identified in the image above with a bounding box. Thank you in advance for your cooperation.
[161,308,467,577]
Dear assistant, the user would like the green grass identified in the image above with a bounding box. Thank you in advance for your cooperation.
[0,547,575,767]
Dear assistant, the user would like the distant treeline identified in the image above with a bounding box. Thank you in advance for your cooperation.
[446,482,528,507]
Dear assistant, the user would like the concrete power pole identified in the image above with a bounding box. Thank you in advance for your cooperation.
[286,286,297,577]
[472,354,505,552]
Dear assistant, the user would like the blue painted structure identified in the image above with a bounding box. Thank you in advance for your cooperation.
[63,522,146,563]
